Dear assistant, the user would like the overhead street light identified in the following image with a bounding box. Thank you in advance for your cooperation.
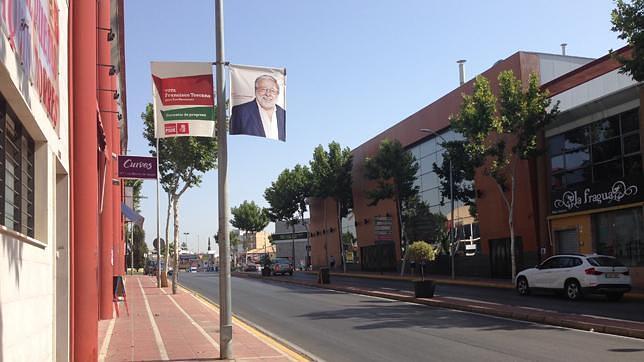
[420,128,456,279]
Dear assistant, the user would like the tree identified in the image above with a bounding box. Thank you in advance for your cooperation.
[142,103,218,294]
[309,142,353,271]
[407,241,436,281]
[231,201,270,262]
[264,164,312,268]
[611,0,644,81]
[432,140,481,218]
[450,71,558,279]
[364,138,419,276]
[124,180,147,272]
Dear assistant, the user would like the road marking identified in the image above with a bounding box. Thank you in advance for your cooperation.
[98,317,115,361]
[137,278,169,361]
[182,285,313,362]
[165,292,220,351]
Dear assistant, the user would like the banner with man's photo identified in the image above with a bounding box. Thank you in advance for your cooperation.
[229,64,287,142]
[151,61,215,138]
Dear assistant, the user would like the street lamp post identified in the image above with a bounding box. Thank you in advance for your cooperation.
[420,128,455,279]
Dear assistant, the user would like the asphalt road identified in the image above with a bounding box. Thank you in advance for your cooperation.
[180,272,644,362]
[289,272,644,322]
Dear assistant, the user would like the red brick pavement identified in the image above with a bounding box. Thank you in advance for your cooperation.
[98,275,303,362]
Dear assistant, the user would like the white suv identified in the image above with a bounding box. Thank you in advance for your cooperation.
[516,254,631,301]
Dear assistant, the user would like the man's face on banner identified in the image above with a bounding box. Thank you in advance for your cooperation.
[255,77,279,111]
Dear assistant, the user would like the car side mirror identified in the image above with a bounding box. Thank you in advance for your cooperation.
[535,264,542,269]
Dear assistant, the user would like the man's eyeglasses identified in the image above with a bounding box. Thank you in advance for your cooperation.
[256,87,278,96]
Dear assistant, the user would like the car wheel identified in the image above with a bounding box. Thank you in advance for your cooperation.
[564,279,582,301]
[606,292,623,301]
[516,276,530,296]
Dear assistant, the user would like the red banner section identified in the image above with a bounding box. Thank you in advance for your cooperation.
[152,74,214,107]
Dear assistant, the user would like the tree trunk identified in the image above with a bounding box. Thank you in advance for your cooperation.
[338,200,346,273]
[397,198,408,276]
[510,171,517,280]
[162,192,172,287]
[171,195,180,294]
[291,223,296,270]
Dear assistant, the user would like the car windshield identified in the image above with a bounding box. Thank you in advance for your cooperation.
[274,258,290,264]
[587,256,625,267]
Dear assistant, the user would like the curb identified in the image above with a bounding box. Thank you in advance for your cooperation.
[177,283,317,362]
[301,270,644,300]
[234,272,644,340]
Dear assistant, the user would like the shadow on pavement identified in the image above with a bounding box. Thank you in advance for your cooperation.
[299,302,561,333]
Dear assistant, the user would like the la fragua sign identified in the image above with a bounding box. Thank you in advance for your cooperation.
[551,176,643,214]
[118,155,157,179]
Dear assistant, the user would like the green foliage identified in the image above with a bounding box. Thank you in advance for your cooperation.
[432,140,480,218]
[142,103,218,196]
[124,179,144,212]
[407,241,436,263]
[230,200,270,234]
[126,225,147,269]
[309,142,354,217]
[364,138,419,207]
[611,0,644,81]
[229,231,240,248]
[402,198,447,248]
[450,71,558,190]
[342,231,356,247]
[264,164,312,225]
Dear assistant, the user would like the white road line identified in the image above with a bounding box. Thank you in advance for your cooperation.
[98,318,115,361]
[165,293,221,351]
[137,278,169,361]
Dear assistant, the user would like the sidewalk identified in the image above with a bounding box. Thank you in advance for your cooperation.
[98,275,308,361]
[235,270,644,340]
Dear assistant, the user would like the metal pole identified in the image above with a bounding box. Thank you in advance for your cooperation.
[449,158,455,279]
[215,0,232,358]
[131,222,135,275]
[156,137,161,287]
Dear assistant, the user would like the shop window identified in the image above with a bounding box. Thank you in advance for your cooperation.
[0,98,35,238]
[565,167,591,187]
[551,154,564,172]
[592,207,644,267]
[623,133,640,155]
[592,138,621,163]
[548,134,564,156]
[593,160,622,182]
[624,155,642,178]
[564,148,590,170]
[590,116,620,143]
[620,108,639,133]
[564,127,589,151]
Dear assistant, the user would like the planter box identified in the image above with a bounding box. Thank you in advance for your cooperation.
[413,280,435,298]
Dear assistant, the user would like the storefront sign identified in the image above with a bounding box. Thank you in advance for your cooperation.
[118,155,157,179]
[374,216,393,241]
[0,0,60,127]
[552,177,643,214]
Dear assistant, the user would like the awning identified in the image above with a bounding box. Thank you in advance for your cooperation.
[121,203,144,227]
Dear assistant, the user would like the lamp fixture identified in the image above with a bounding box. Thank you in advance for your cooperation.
[97,26,115,41]
[97,64,117,76]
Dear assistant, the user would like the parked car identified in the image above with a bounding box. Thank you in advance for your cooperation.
[243,264,258,272]
[272,257,294,276]
[516,254,631,301]
[189,266,198,273]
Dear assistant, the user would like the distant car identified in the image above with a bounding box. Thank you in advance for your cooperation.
[189,266,198,273]
[272,257,293,276]
[244,264,258,272]
[516,254,631,301]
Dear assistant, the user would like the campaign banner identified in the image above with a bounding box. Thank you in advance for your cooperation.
[151,61,215,138]
[229,64,286,141]
[118,155,157,179]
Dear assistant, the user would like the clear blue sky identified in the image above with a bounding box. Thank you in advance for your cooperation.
[124,0,625,253]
